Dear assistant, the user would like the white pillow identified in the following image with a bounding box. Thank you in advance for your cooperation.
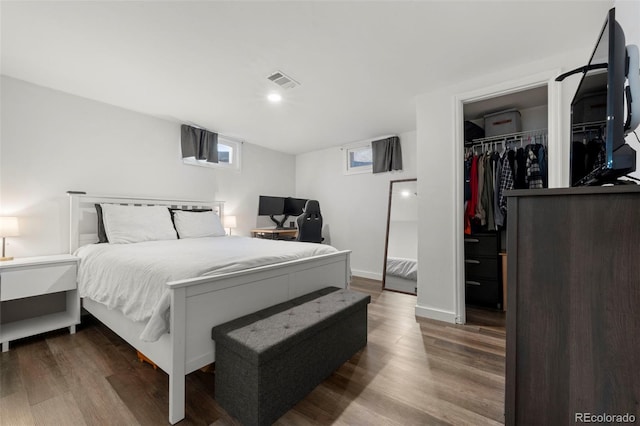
[173,210,226,238]
[100,204,177,244]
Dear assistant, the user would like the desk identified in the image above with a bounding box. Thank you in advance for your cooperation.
[251,228,298,240]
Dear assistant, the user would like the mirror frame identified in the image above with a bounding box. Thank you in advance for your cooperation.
[382,178,417,294]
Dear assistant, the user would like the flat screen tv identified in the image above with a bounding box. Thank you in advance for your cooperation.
[570,8,636,186]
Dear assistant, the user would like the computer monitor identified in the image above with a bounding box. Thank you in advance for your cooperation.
[258,195,308,228]
[257,196,285,216]
[283,197,308,216]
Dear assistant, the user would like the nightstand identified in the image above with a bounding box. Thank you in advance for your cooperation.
[0,254,79,352]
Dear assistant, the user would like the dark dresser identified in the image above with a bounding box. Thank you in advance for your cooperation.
[464,232,502,309]
[505,186,640,425]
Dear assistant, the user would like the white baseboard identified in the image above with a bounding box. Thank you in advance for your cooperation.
[351,269,382,281]
[415,304,457,323]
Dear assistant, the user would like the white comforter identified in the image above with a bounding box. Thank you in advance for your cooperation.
[386,257,418,280]
[75,236,338,341]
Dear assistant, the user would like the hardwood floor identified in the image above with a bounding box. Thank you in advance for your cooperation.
[0,277,506,425]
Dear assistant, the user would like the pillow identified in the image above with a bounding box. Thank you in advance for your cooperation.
[95,204,109,243]
[100,204,178,244]
[168,208,212,235]
[169,207,212,220]
[172,210,226,238]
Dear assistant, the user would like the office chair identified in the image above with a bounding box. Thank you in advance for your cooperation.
[296,200,323,243]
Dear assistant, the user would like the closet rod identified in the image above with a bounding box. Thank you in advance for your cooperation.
[571,120,606,130]
[468,128,548,145]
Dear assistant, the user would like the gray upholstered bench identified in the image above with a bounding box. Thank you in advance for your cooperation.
[211,286,370,426]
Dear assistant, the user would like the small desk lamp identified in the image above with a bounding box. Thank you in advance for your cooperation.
[0,216,19,261]
[223,215,237,236]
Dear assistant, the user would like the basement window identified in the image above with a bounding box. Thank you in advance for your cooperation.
[344,144,373,175]
[183,136,242,171]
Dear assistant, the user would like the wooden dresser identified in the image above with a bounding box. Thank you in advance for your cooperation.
[505,186,640,425]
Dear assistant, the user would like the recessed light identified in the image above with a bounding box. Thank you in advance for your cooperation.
[401,190,411,197]
[267,93,282,103]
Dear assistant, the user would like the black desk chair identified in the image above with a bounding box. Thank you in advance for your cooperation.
[296,200,323,243]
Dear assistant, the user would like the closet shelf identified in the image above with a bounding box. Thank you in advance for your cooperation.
[467,128,548,146]
[572,120,606,130]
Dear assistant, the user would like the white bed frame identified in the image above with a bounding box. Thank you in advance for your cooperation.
[68,193,351,424]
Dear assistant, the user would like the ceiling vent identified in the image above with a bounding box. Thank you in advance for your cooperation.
[267,70,300,89]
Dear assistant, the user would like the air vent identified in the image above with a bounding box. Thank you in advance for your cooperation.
[267,70,300,89]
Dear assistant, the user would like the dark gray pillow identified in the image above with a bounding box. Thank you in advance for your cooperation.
[95,204,109,243]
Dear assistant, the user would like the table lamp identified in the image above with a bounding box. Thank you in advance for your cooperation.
[0,216,19,261]
[223,215,237,235]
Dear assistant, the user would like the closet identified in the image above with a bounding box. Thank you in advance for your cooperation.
[462,85,548,314]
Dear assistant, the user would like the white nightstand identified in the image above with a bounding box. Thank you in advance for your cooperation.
[0,254,80,352]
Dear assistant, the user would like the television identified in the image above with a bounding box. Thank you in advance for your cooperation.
[569,8,638,186]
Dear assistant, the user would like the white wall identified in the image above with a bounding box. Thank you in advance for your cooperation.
[616,0,640,180]
[0,76,295,256]
[415,47,593,323]
[295,131,417,279]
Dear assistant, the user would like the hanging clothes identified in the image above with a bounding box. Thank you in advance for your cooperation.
[525,147,544,189]
[572,141,587,185]
[464,155,479,235]
[475,154,486,226]
[514,148,527,189]
[586,139,604,173]
[465,130,547,233]
[482,153,496,231]
[586,138,606,174]
[499,150,514,214]
[464,154,473,202]
[493,151,505,228]
[537,144,548,187]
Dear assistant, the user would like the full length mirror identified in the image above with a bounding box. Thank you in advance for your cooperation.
[382,179,417,295]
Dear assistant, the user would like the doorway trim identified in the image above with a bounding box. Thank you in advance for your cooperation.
[453,69,562,324]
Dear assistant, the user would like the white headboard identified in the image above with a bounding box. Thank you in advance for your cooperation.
[68,193,225,253]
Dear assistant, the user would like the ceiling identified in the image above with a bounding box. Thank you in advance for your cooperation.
[0,1,612,155]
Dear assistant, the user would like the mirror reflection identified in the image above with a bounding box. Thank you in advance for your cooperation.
[383,179,417,295]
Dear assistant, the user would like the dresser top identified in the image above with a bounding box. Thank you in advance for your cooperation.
[507,185,640,197]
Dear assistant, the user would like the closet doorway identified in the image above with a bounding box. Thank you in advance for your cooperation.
[461,83,552,327]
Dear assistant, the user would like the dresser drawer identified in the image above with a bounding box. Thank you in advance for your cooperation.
[465,278,501,309]
[465,257,499,280]
[1,263,77,301]
[464,233,499,257]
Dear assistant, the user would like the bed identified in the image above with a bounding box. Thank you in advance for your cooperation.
[68,193,351,424]
[384,257,417,294]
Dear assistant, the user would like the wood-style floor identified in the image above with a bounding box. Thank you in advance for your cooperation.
[0,277,506,425]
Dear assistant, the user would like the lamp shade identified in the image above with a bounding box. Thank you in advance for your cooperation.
[223,215,237,229]
[0,217,19,237]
